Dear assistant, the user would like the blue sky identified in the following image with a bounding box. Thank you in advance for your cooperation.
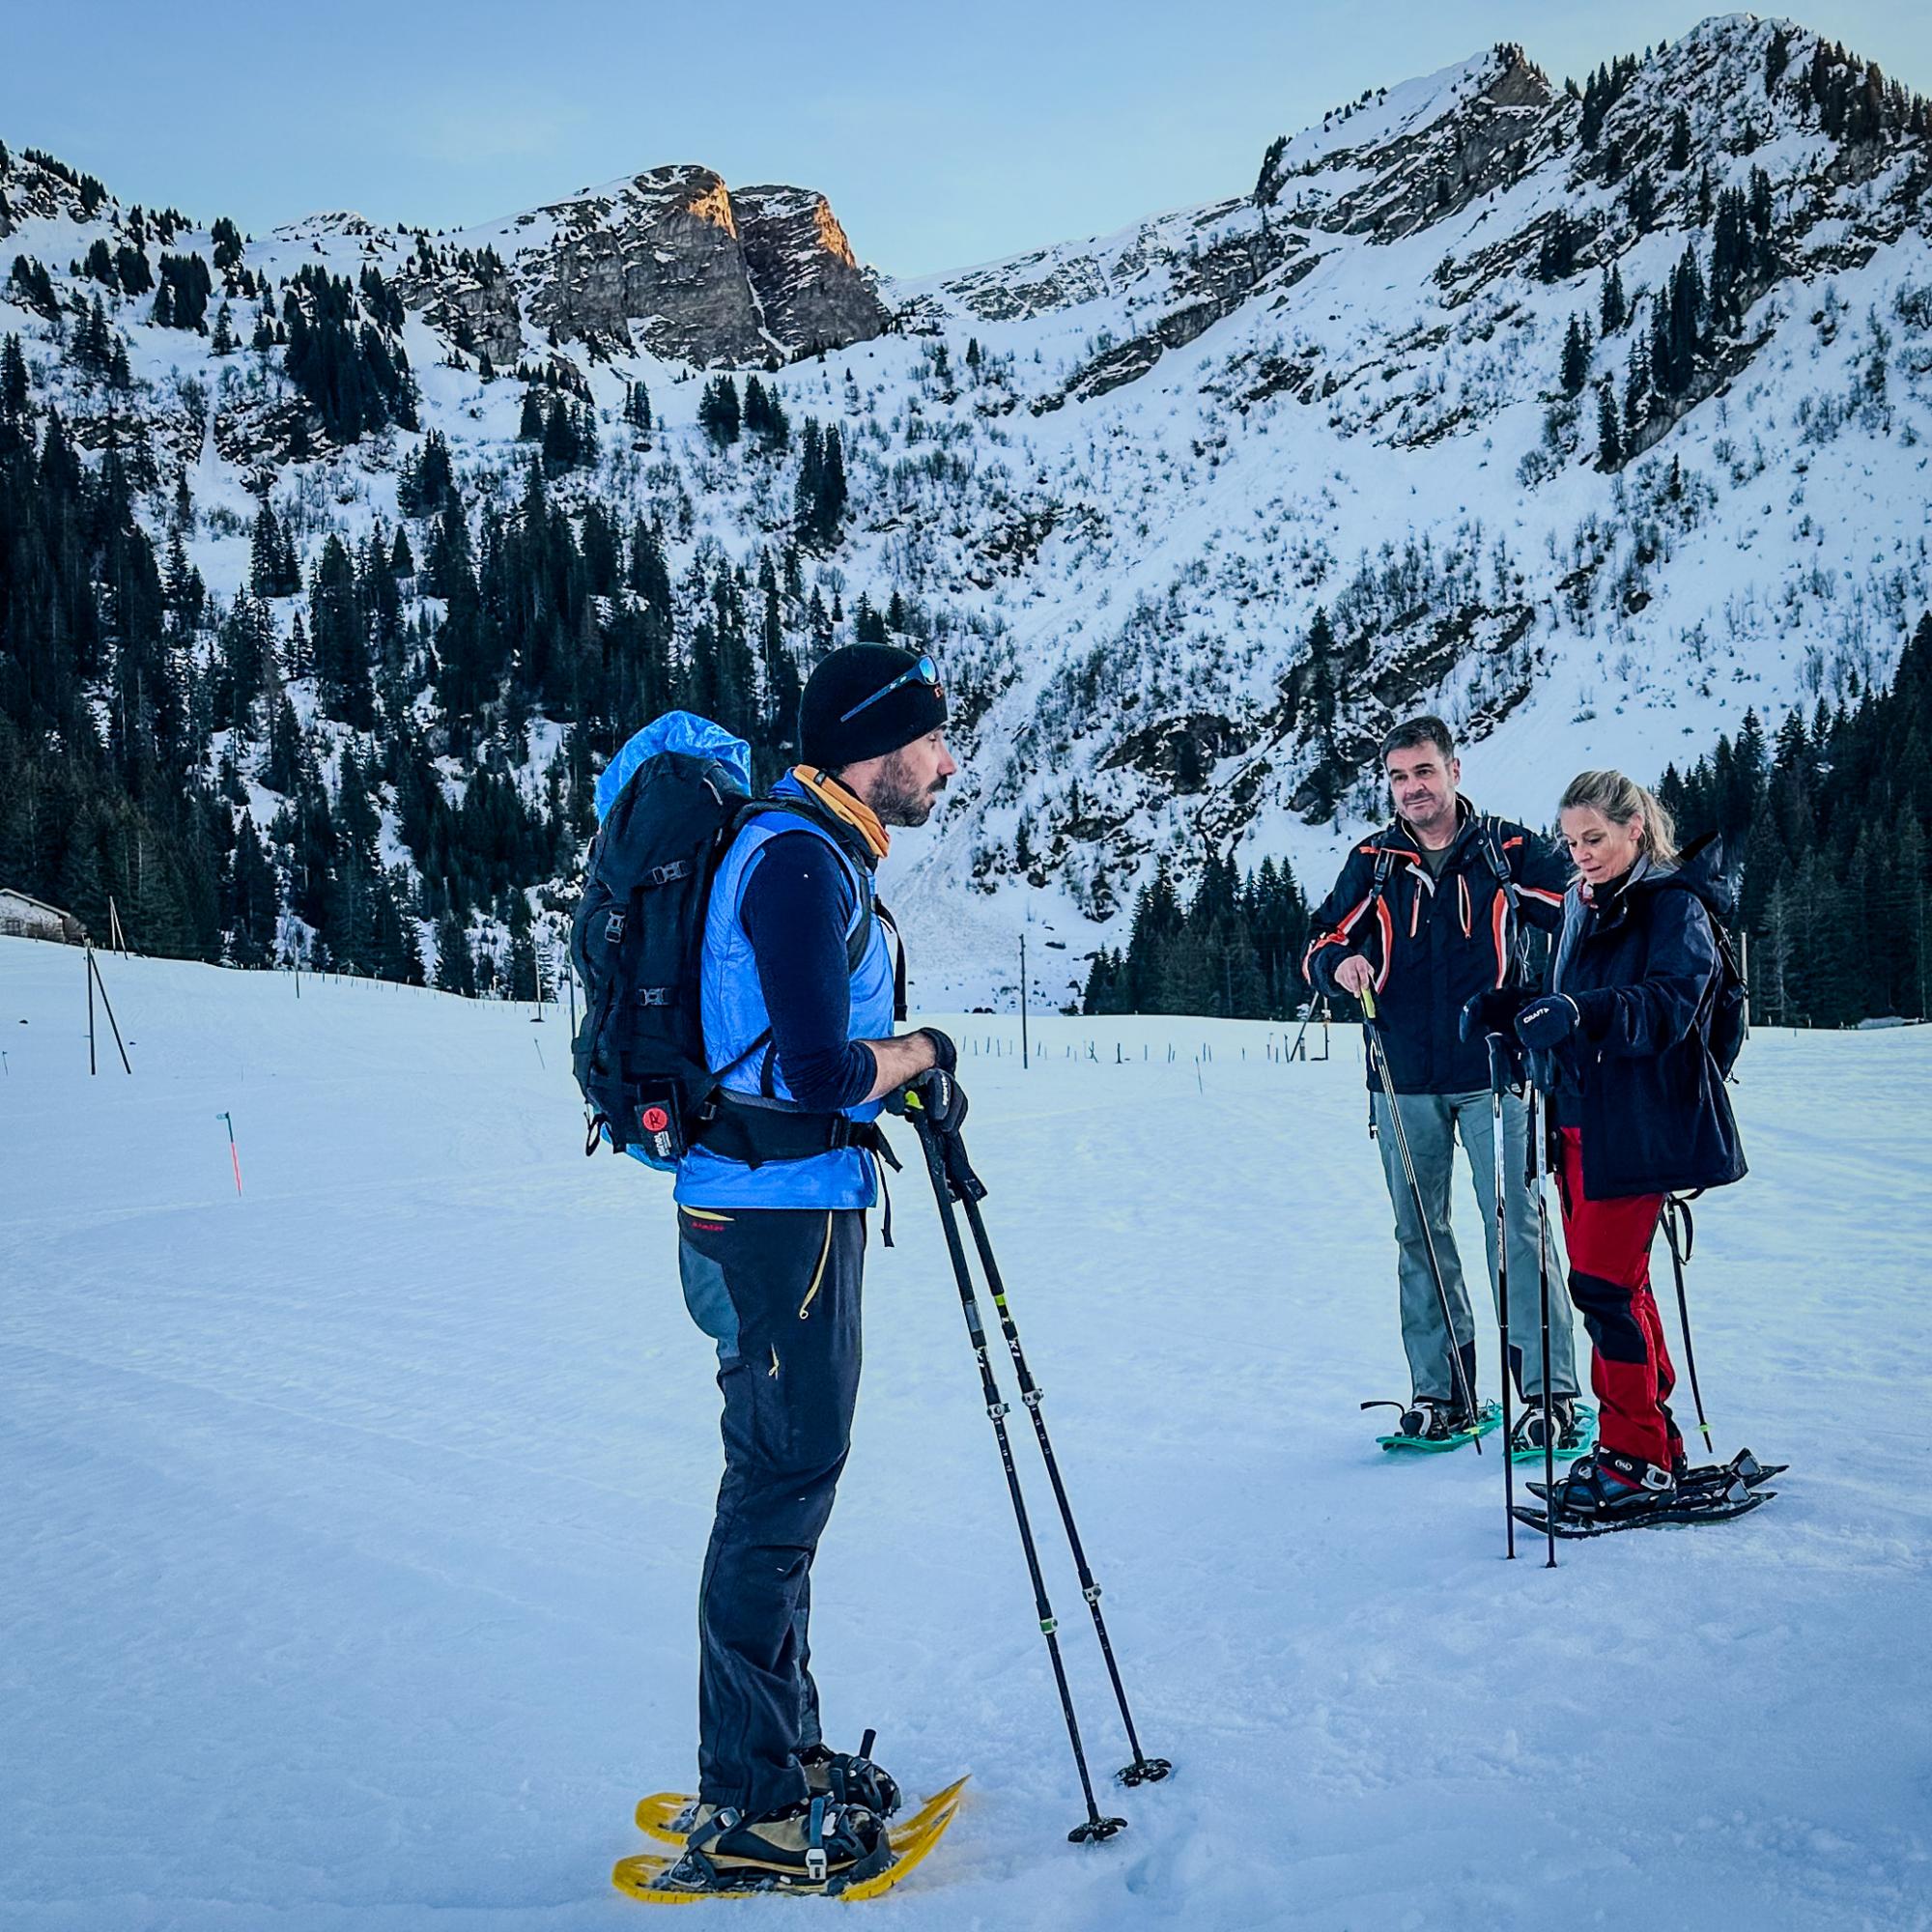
[5,4,1929,278]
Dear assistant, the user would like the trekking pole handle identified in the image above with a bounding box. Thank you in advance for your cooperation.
[904,1104,987,1203]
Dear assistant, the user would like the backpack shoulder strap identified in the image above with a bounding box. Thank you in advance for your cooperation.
[872,895,908,1024]
[1476,813,1521,909]
[725,793,878,975]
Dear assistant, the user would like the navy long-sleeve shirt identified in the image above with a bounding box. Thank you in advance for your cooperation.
[739,832,879,1112]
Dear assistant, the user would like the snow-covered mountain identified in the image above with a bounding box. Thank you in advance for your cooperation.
[5,14,1930,1006]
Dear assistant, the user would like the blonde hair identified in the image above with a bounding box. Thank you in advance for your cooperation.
[1559,769,1679,867]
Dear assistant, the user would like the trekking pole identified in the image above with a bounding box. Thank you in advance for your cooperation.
[1527,1083,1558,1570]
[939,1139,1169,1786]
[1487,1036,1517,1559]
[906,1108,1126,1844]
[1662,1195,1715,1452]
[1359,986,1483,1445]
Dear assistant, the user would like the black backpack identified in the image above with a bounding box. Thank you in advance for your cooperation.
[568,724,878,1167]
[1668,832,1748,1080]
[1702,912,1749,1081]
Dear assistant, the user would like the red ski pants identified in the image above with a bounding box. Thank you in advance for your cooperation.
[1555,1128,1681,1469]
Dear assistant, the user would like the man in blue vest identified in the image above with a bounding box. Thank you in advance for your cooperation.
[668,644,961,1889]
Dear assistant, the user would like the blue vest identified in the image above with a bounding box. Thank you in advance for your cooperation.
[673,779,894,1209]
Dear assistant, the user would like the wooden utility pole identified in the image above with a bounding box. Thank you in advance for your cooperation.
[1020,928,1029,1071]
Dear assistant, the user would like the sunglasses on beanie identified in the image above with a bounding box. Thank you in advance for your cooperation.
[837,654,942,725]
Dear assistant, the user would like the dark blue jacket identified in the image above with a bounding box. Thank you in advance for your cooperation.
[1303,799,1569,1094]
[1547,839,1747,1202]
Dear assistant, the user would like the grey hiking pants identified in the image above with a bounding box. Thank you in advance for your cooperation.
[1371,1087,1578,1404]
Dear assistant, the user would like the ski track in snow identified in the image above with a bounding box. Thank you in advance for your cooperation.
[2,937,1928,1930]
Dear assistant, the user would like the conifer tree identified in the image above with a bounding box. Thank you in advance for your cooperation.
[1667,106,1692,171]
[1560,315,1593,396]
[1600,260,1626,334]
[819,425,848,537]
[697,374,741,447]
[1596,383,1623,469]
[310,534,375,728]
[250,501,297,597]
[1535,211,1577,282]
[435,910,477,994]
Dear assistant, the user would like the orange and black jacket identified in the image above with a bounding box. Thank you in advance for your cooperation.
[1302,799,1568,1094]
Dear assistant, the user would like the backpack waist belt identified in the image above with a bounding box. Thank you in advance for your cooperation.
[693,1091,901,1171]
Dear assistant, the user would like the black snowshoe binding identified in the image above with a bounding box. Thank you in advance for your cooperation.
[1399,1397,1468,1441]
[799,1728,901,1818]
[1548,1447,1675,1519]
[656,1795,889,1895]
[1510,1395,1583,1454]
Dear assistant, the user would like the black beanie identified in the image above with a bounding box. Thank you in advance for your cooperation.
[798,644,947,768]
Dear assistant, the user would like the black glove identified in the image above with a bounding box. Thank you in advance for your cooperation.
[1515,994,1580,1049]
[883,1066,969,1136]
[916,1026,957,1074]
[1460,987,1537,1042]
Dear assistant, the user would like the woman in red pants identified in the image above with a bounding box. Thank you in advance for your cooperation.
[1509,770,1746,1519]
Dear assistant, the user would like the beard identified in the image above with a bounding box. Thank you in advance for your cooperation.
[870,750,948,828]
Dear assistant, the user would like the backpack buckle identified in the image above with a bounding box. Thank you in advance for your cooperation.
[637,986,672,1008]
[647,860,691,887]
[603,909,625,943]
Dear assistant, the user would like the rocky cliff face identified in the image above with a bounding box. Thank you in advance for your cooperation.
[734,185,884,355]
[400,164,891,367]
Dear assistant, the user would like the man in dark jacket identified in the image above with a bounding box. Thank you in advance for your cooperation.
[1302,716,1581,1444]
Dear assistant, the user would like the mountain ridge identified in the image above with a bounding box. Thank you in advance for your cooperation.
[2,14,1929,1010]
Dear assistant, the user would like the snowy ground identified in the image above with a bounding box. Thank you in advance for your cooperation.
[3,935,1928,1931]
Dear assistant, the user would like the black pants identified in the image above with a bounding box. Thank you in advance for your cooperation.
[677,1203,866,1814]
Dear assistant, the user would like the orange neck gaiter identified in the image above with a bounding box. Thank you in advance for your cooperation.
[791,766,890,863]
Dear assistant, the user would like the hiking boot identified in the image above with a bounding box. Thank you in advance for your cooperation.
[1551,1448,1675,1518]
[799,1731,900,1817]
[1510,1395,1581,1454]
[678,1798,887,1889]
[1400,1397,1460,1441]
